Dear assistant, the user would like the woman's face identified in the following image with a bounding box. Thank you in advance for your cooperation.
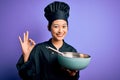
[50,19,68,41]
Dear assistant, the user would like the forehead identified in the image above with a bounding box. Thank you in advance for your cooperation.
[52,19,67,25]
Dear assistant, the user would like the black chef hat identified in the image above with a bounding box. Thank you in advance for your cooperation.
[44,1,70,24]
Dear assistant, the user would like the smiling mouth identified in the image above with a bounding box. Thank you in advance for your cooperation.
[56,34,64,37]
[57,35,63,37]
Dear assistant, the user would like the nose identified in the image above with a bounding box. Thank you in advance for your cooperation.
[58,27,63,33]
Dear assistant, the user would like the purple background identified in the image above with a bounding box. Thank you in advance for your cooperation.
[0,0,120,80]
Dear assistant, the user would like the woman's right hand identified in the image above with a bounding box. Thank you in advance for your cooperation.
[19,31,36,62]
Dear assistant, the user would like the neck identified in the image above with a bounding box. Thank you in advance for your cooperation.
[52,39,63,50]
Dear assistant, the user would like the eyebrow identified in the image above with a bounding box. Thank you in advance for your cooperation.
[52,23,67,25]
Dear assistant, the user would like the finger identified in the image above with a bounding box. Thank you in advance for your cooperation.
[19,36,23,45]
[29,39,36,45]
[26,31,29,41]
[66,69,77,73]
[23,32,25,42]
[71,70,77,73]
[75,70,78,72]
[24,31,28,41]
[66,69,71,72]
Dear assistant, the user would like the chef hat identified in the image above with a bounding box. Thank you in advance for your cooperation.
[44,1,70,24]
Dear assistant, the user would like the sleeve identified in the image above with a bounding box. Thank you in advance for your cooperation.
[16,46,38,80]
[71,46,77,52]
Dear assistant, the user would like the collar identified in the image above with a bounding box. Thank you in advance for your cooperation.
[48,38,66,51]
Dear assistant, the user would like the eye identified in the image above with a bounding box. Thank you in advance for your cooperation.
[54,25,58,28]
[53,25,59,28]
[63,25,67,28]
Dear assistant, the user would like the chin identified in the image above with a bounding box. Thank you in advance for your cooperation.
[56,37,64,41]
[56,38,63,41]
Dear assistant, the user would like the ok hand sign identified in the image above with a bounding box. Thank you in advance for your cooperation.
[19,31,36,62]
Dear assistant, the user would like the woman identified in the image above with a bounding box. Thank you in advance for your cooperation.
[16,1,80,80]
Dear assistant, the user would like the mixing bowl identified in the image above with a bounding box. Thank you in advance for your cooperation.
[58,52,91,70]
[46,46,91,70]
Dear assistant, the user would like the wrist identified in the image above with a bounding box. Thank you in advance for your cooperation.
[23,55,29,62]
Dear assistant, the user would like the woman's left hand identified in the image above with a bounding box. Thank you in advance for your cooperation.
[66,69,78,76]
[61,67,79,76]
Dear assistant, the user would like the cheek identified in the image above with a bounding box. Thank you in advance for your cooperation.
[51,28,59,33]
[64,28,68,33]
[51,29,58,35]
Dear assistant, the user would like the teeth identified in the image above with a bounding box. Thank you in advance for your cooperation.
[57,34,63,36]
[56,33,65,37]
[57,35,63,37]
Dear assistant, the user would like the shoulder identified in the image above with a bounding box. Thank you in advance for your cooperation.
[63,42,77,52]
[29,40,50,57]
[34,41,49,49]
